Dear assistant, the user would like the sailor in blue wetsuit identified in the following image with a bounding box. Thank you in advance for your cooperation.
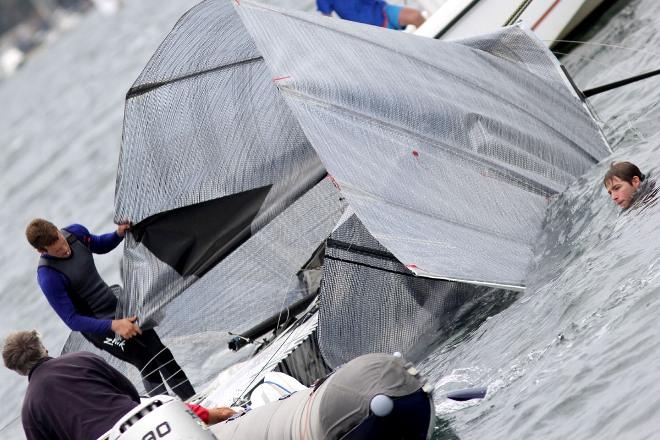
[25,218,196,401]
[317,0,425,30]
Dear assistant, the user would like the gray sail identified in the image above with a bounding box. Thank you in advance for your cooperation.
[153,179,344,339]
[105,0,615,395]
[113,0,329,328]
[318,213,504,368]
[115,0,320,225]
[68,178,344,391]
[235,1,611,288]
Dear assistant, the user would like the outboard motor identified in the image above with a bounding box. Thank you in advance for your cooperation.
[98,396,217,440]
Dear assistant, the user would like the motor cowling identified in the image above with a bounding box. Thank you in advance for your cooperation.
[98,396,217,440]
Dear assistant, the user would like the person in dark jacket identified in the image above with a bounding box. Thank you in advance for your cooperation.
[2,330,235,440]
[25,218,195,400]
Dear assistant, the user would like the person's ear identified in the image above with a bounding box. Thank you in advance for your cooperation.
[36,247,46,254]
[632,175,641,188]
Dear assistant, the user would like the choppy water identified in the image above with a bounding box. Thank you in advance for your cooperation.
[425,0,660,438]
[2,0,659,438]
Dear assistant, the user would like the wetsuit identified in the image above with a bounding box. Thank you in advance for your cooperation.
[37,224,195,400]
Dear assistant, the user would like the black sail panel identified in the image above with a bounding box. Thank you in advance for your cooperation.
[131,185,272,277]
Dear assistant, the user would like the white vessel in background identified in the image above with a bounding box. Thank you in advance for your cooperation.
[415,0,606,46]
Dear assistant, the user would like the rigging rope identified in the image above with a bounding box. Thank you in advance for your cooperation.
[583,68,660,97]
[503,0,534,27]
[229,306,315,407]
[545,39,660,58]
[0,415,20,434]
[551,40,660,97]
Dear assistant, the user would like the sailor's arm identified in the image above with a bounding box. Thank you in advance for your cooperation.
[88,226,128,254]
[206,407,237,424]
[66,223,130,254]
[316,0,333,16]
[38,268,140,338]
[186,404,237,425]
[21,392,55,439]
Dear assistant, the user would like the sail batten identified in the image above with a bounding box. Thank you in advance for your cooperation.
[126,56,264,98]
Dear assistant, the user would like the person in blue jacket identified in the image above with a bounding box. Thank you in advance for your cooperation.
[25,218,196,400]
[317,0,425,30]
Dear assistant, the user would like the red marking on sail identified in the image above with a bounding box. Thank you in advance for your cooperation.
[272,76,291,82]
[406,264,418,269]
[532,0,561,30]
[412,149,419,158]
[326,174,341,190]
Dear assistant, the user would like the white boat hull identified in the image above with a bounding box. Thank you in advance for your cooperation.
[416,0,606,46]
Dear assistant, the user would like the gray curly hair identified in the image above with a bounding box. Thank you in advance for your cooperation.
[2,330,48,376]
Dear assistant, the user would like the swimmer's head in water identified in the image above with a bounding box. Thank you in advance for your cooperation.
[604,161,644,209]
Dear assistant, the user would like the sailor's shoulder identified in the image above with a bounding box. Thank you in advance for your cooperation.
[61,351,104,362]
[63,223,90,238]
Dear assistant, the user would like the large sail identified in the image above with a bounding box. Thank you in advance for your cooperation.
[235,1,611,289]
[102,0,615,391]
[113,0,329,326]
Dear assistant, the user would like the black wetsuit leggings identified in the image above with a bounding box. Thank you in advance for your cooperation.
[83,329,195,401]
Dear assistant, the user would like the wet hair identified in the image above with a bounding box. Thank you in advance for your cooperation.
[2,330,48,376]
[25,218,59,250]
[603,161,645,187]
